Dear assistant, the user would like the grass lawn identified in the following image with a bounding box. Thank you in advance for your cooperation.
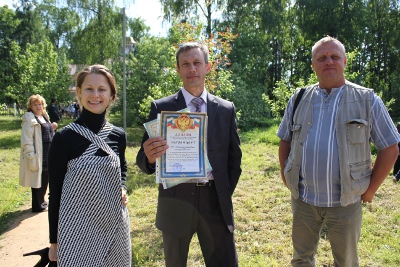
[1,115,399,266]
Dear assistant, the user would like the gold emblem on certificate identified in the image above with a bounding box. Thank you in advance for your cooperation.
[175,114,192,132]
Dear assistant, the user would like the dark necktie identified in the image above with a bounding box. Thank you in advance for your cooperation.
[191,97,212,180]
[191,97,203,112]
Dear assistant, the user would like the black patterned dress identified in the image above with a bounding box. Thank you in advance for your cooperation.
[48,107,131,267]
[56,122,131,266]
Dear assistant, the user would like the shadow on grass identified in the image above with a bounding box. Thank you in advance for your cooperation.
[0,116,22,131]
[0,135,20,149]
[0,208,35,236]
[263,164,280,174]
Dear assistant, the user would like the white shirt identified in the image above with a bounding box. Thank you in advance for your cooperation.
[181,87,208,113]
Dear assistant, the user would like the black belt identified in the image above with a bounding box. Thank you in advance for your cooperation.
[196,180,214,186]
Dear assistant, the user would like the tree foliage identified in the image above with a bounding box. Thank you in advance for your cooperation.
[37,0,80,50]
[0,6,21,103]
[1,0,400,129]
[6,40,71,104]
[159,0,227,37]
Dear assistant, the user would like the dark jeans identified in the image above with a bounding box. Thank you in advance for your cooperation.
[31,170,48,212]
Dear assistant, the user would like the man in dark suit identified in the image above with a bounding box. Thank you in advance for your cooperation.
[48,98,61,123]
[136,42,242,267]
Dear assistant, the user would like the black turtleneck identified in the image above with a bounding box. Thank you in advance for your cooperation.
[47,107,127,243]
[75,107,107,133]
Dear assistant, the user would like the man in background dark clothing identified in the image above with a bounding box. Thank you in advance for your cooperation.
[48,98,61,123]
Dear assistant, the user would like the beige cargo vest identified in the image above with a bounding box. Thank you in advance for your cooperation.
[284,81,373,206]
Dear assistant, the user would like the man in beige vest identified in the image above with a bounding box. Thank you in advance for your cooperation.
[277,36,400,267]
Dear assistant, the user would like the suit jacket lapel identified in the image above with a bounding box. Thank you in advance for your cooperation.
[207,94,218,143]
[173,90,188,111]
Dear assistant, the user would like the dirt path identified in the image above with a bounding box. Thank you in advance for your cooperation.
[0,203,50,267]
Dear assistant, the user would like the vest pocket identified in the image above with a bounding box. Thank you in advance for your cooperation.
[291,124,302,140]
[349,160,372,195]
[284,157,293,173]
[346,119,368,144]
[284,155,296,191]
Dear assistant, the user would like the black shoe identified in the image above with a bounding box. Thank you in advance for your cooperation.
[32,208,47,213]
[41,201,48,209]
[32,202,48,213]
[23,247,56,267]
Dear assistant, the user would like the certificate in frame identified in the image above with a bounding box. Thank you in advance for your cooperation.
[158,111,208,180]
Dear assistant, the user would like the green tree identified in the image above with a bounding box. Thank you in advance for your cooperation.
[14,0,49,48]
[6,40,71,104]
[220,0,295,127]
[120,36,174,125]
[36,0,80,51]
[69,11,121,64]
[159,0,228,37]
[0,6,20,103]
[127,17,151,42]
[362,1,396,92]
[56,0,134,64]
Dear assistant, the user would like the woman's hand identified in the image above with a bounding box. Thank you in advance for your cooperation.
[51,122,58,130]
[121,188,129,206]
[48,243,57,262]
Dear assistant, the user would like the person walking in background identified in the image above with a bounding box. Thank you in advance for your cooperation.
[19,94,57,213]
[277,36,400,266]
[15,99,21,117]
[393,122,400,182]
[73,101,80,118]
[136,42,242,267]
[47,64,131,266]
[70,102,75,118]
[48,98,61,123]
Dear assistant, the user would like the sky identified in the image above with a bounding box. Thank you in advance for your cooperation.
[0,0,169,37]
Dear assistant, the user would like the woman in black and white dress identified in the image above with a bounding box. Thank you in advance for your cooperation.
[48,65,131,266]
